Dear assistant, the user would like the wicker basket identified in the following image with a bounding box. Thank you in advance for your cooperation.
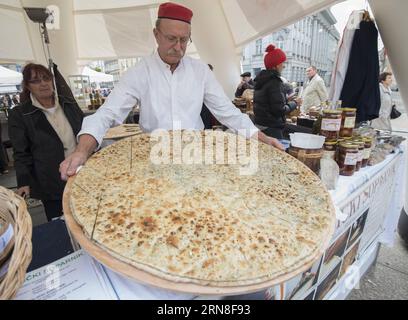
[0,186,32,300]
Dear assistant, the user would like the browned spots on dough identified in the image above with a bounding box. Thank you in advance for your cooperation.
[202,259,215,268]
[296,235,316,246]
[166,235,179,249]
[168,265,178,273]
[134,201,143,208]
[171,215,182,224]
[126,222,135,229]
[140,216,156,232]
[184,211,195,217]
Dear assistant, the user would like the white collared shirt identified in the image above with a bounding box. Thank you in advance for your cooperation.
[79,52,258,146]
[30,93,77,158]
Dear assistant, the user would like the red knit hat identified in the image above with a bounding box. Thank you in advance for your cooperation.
[264,44,287,69]
[158,2,193,24]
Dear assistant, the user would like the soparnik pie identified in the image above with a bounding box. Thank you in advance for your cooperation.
[68,130,335,287]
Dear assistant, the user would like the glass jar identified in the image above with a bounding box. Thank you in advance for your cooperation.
[320,110,342,140]
[323,141,337,160]
[362,137,373,168]
[338,142,359,176]
[352,140,365,172]
[339,108,357,138]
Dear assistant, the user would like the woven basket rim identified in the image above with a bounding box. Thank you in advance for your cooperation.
[0,186,32,300]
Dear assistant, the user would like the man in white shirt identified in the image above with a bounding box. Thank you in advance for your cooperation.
[59,2,283,180]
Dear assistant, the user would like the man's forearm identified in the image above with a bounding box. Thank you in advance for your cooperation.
[76,134,98,157]
[256,131,270,144]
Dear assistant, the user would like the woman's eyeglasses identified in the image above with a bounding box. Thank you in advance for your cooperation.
[28,76,52,84]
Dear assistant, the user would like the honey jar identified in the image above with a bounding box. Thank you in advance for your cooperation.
[352,140,365,172]
[339,108,357,138]
[323,141,337,160]
[362,137,373,168]
[338,142,359,176]
[320,110,342,140]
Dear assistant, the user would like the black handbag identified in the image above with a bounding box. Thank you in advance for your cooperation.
[390,105,402,119]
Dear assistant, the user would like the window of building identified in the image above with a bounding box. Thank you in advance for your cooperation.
[276,36,284,50]
[255,39,263,55]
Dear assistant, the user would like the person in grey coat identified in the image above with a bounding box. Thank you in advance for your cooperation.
[371,72,394,132]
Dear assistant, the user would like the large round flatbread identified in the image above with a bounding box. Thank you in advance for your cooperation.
[68,130,335,287]
[104,124,142,140]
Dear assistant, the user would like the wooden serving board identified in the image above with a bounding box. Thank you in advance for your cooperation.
[104,124,142,140]
[63,176,334,296]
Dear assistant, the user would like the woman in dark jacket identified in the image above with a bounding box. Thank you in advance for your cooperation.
[8,63,84,221]
[253,45,302,139]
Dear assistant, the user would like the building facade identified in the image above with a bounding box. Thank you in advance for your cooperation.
[104,58,140,84]
[241,9,340,86]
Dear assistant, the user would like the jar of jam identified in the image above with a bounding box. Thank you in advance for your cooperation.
[323,141,337,160]
[339,108,357,138]
[362,137,373,168]
[320,110,342,140]
[338,142,359,176]
[335,138,345,162]
[352,140,365,172]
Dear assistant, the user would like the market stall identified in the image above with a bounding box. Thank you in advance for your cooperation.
[1,0,408,302]
[4,128,405,300]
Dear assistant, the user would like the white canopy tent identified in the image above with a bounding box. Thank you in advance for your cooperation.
[0,0,35,62]
[0,85,18,93]
[72,0,339,59]
[81,66,113,84]
[0,65,22,85]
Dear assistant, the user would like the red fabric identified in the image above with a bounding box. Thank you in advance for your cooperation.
[158,2,193,24]
[264,44,287,69]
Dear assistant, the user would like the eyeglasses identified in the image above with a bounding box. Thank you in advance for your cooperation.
[156,28,192,46]
[28,76,52,84]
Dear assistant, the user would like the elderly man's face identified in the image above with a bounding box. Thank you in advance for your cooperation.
[306,68,316,79]
[154,19,191,66]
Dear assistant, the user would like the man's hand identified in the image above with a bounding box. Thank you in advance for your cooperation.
[59,134,98,181]
[295,97,303,106]
[60,150,89,181]
[254,131,285,151]
[17,186,30,198]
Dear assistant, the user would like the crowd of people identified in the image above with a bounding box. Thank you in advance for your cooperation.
[0,2,399,224]
[0,94,20,111]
